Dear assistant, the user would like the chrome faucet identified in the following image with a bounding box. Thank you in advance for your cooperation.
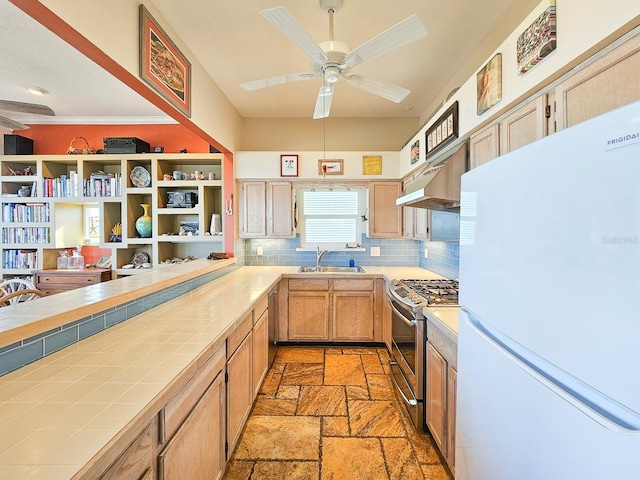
[316,247,329,268]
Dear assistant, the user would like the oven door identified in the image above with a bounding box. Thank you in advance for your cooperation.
[388,294,424,429]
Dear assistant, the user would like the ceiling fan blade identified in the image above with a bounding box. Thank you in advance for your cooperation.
[261,6,328,65]
[0,100,55,116]
[344,74,410,103]
[240,72,317,91]
[344,14,427,68]
[313,83,335,119]
[0,115,29,130]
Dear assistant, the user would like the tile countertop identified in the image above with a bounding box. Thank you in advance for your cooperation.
[0,264,450,480]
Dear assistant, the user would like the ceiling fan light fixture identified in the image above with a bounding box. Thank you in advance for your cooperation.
[325,66,340,84]
[26,85,48,96]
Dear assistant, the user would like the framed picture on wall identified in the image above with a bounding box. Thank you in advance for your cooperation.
[477,53,502,115]
[318,159,343,176]
[139,5,191,117]
[425,101,458,160]
[280,154,298,177]
[363,155,382,175]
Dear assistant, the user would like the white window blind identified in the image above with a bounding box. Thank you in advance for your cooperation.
[300,188,363,248]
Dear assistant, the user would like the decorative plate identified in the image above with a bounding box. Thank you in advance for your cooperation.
[130,166,151,187]
[131,252,150,266]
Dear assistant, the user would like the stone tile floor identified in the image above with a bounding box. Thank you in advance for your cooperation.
[223,345,453,480]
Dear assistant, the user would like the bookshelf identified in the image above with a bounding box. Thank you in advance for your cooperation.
[0,153,225,280]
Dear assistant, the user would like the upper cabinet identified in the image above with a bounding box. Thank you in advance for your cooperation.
[499,95,548,155]
[555,31,640,131]
[369,181,403,238]
[238,181,294,239]
[469,123,500,169]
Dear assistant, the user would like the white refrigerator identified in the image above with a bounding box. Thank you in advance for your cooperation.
[456,100,640,479]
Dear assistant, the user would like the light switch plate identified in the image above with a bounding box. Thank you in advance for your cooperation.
[424,248,428,258]
[370,246,380,257]
[256,246,263,256]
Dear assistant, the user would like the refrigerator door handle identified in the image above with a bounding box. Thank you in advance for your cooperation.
[461,308,640,434]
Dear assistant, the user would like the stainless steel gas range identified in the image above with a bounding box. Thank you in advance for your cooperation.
[387,278,459,430]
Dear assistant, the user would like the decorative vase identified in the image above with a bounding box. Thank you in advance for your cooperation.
[135,203,152,238]
[17,185,31,197]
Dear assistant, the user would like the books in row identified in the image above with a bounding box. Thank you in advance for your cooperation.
[2,249,38,269]
[2,227,50,244]
[42,172,122,198]
[2,202,50,223]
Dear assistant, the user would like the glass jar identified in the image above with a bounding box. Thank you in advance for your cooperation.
[68,250,84,269]
[57,251,69,269]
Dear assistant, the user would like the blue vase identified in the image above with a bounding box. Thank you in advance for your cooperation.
[135,203,152,238]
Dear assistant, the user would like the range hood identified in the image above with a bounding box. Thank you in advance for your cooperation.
[396,140,468,211]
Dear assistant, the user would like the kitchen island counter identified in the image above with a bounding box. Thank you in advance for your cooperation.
[0,264,449,479]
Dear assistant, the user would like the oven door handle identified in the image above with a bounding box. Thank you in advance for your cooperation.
[389,361,418,406]
[388,297,417,327]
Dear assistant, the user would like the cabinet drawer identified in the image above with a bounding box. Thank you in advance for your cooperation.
[161,344,225,442]
[288,279,329,291]
[253,294,268,323]
[227,311,252,357]
[332,279,374,291]
[100,417,157,480]
[37,274,101,284]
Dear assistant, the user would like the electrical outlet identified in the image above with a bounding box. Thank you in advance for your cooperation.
[370,246,380,257]
[256,246,263,256]
[424,248,428,258]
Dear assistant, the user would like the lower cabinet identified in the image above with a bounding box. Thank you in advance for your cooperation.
[252,296,269,397]
[158,344,227,480]
[425,317,458,476]
[100,417,157,480]
[158,372,226,480]
[226,313,254,456]
[287,278,375,341]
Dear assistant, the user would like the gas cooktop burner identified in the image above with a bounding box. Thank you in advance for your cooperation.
[392,279,459,306]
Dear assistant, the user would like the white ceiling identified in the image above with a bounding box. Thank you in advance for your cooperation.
[0,0,541,127]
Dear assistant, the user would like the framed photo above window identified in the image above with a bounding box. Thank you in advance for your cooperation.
[363,155,382,175]
[318,159,343,176]
[280,154,298,177]
[139,5,191,117]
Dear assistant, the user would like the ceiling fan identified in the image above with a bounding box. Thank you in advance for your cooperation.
[0,100,55,130]
[240,0,428,119]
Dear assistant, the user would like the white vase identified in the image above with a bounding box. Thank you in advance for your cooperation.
[210,213,221,235]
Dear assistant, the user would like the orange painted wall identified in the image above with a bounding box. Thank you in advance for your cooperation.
[19,124,211,155]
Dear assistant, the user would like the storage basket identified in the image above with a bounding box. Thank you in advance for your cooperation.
[67,136,95,155]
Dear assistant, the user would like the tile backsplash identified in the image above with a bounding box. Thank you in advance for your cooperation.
[239,234,459,279]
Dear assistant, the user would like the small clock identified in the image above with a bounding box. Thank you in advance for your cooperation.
[167,191,197,208]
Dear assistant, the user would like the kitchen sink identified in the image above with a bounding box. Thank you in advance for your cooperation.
[297,265,365,273]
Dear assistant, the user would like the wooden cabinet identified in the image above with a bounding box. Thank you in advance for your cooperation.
[499,95,548,155]
[332,279,375,341]
[252,300,269,397]
[288,279,330,341]
[426,342,447,453]
[266,181,294,237]
[238,180,294,238]
[446,365,457,476]
[369,181,403,238]
[287,278,375,342]
[33,268,111,295]
[469,123,499,169]
[226,312,254,456]
[159,372,225,480]
[100,418,157,480]
[159,344,226,480]
[238,181,266,237]
[555,31,640,131]
[425,315,458,474]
